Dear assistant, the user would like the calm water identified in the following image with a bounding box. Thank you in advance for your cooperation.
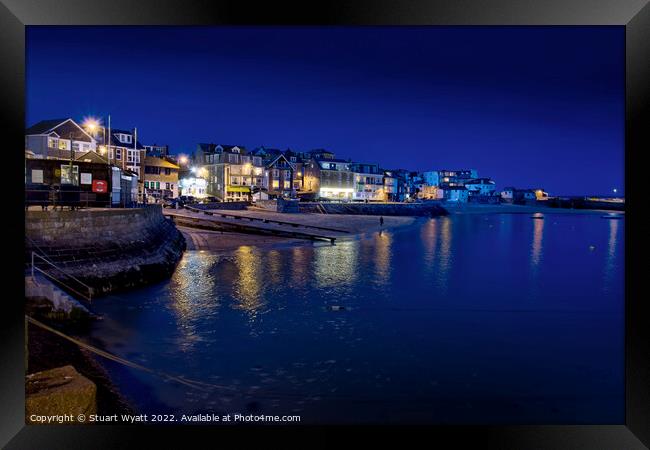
[88,213,624,424]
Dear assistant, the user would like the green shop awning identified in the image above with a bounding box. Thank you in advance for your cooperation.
[227,186,251,193]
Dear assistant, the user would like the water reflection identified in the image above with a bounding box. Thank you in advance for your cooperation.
[437,217,453,293]
[169,251,220,352]
[290,246,310,288]
[603,218,621,291]
[233,246,264,316]
[374,231,392,287]
[421,219,438,277]
[314,240,359,290]
[530,216,544,271]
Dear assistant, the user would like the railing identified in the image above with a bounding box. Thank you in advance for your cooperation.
[30,251,93,303]
[25,188,112,209]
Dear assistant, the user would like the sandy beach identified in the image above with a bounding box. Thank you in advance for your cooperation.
[178,212,417,252]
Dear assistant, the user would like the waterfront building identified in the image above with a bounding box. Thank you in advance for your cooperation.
[465,178,497,196]
[179,176,207,199]
[501,187,548,204]
[445,185,469,202]
[143,156,180,200]
[304,156,355,201]
[421,169,478,202]
[348,162,384,201]
[25,118,97,159]
[265,153,296,198]
[91,127,147,199]
[24,154,139,208]
[382,171,399,201]
[144,144,170,157]
[422,169,478,188]
[419,184,442,200]
[201,144,265,202]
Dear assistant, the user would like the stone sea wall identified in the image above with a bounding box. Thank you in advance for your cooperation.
[25,205,186,296]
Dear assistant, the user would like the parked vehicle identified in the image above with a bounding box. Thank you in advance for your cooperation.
[162,198,182,208]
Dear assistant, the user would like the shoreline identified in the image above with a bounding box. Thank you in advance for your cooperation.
[443,203,625,215]
[178,212,418,252]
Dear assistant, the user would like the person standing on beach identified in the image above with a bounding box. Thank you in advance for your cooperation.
[380,216,384,227]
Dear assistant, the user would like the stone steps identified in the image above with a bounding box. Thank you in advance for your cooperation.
[25,274,91,317]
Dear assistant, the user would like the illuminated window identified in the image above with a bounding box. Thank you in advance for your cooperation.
[60,165,79,185]
[48,137,59,149]
[284,181,291,189]
[272,180,279,188]
[58,139,69,150]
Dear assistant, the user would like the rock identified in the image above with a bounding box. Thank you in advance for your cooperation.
[26,365,97,423]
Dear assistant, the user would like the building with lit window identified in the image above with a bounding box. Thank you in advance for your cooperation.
[349,162,384,201]
[265,153,296,198]
[422,169,478,202]
[465,177,497,196]
[200,144,265,202]
[144,144,170,157]
[143,156,180,200]
[302,154,355,201]
[25,118,97,159]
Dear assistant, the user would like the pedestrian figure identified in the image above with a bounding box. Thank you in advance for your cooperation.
[380,216,384,227]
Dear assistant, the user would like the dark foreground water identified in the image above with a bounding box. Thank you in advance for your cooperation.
[89,213,624,424]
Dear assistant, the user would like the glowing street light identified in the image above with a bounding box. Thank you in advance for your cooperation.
[613,188,618,194]
[82,117,101,136]
[178,155,188,165]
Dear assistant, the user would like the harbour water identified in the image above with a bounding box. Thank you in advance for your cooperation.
[88,213,624,424]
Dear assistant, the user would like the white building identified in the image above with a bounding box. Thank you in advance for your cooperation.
[465,178,497,196]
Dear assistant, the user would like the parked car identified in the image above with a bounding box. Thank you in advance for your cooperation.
[201,196,218,203]
[162,198,183,208]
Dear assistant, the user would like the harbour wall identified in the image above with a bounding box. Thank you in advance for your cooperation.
[25,205,186,295]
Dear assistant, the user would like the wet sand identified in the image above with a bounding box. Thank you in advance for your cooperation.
[178,212,416,252]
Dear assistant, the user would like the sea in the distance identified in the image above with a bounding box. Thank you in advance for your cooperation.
[87,213,624,424]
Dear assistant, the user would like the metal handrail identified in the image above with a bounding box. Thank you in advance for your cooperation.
[30,251,93,303]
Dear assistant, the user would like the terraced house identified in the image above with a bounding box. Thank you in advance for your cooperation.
[25,118,96,159]
[200,144,265,202]
[144,156,180,200]
[349,162,384,201]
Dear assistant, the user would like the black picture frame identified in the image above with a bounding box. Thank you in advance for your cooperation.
[2,0,648,447]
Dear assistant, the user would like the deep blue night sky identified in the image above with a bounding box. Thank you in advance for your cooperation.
[26,26,624,196]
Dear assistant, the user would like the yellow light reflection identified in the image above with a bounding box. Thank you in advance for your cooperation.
[168,251,219,352]
[437,217,452,292]
[233,246,263,316]
[290,246,309,287]
[314,240,359,288]
[374,231,392,286]
[530,216,544,270]
[421,218,438,275]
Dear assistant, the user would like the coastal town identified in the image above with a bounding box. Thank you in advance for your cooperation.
[23,116,625,424]
[25,116,567,209]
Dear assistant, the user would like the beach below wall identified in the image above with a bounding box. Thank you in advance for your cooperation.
[178,212,417,252]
